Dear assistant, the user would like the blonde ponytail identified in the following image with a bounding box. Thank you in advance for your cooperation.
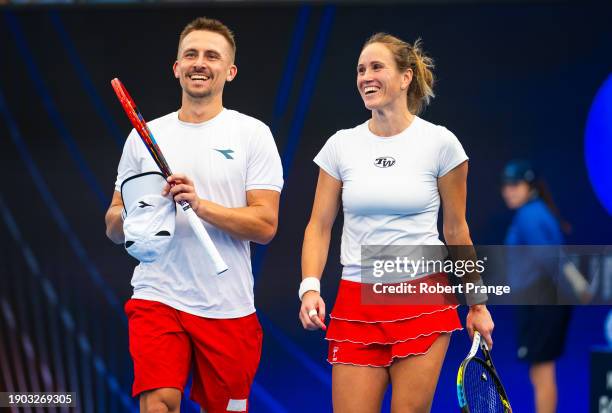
[363,33,435,115]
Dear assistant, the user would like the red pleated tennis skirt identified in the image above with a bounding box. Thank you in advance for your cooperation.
[326,275,463,367]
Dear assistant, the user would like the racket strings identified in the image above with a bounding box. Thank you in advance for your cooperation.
[464,359,505,413]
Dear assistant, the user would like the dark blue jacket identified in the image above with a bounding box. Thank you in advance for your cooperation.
[505,198,563,246]
[504,198,568,297]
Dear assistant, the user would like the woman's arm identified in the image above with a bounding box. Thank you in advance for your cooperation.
[438,161,495,348]
[299,169,342,330]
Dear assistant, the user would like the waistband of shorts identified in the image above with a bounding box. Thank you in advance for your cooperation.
[330,274,459,322]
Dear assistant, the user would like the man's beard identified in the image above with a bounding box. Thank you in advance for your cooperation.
[185,86,213,99]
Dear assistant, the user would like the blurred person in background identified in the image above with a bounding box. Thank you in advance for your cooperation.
[502,159,584,413]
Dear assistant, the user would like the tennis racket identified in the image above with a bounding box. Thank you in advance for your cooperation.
[457,332,512,413]
[111,78,228,275]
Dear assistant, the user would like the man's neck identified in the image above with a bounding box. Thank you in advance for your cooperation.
[178,94,224,123]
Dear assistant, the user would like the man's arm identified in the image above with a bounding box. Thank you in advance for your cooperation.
[105,190,125,244]
[164,173,280,245]
[197,189,280,245]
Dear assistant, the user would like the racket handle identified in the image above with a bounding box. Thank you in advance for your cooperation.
[468,331,481,358]
[474,330,490,352]
[184,206,229,275]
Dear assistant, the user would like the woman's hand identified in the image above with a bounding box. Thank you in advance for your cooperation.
[466,304,494,349]
[299,291,327,331]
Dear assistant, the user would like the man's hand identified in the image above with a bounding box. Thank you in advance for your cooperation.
[162,173,279,244]
[163,174,200,211]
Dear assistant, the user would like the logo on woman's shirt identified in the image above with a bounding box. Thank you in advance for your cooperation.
[374,156,396,168]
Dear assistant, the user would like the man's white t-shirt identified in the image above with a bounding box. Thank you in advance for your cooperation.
[314,116,468,282]
[115,109,283,318]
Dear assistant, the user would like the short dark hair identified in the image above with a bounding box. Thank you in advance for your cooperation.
[178,17,236,60]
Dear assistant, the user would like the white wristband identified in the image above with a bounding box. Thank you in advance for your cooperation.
[299,277,321,301]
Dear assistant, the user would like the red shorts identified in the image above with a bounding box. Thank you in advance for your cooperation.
[326,278,463,367]
[125,299,263,412]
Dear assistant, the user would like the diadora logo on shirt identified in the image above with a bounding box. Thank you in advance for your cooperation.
[138,201,153,208]
[374,156,396,168]
[214,148,235,160]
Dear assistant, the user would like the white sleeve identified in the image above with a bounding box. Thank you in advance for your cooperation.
[437,127,469,177]
[313,132,342,181]
[246,123,284,192]
[114,129,141,192]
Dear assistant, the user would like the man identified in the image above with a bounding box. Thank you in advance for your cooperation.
[105,17,283,413]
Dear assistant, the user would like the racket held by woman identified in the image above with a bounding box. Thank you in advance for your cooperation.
[457,331,512,413]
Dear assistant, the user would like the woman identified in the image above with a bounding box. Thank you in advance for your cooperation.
[298,33,494,412]
[501,159,573,413]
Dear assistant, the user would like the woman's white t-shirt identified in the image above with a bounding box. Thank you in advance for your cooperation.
[314,116,468,282]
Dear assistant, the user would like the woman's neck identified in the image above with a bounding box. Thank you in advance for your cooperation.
[369,104,415,137]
